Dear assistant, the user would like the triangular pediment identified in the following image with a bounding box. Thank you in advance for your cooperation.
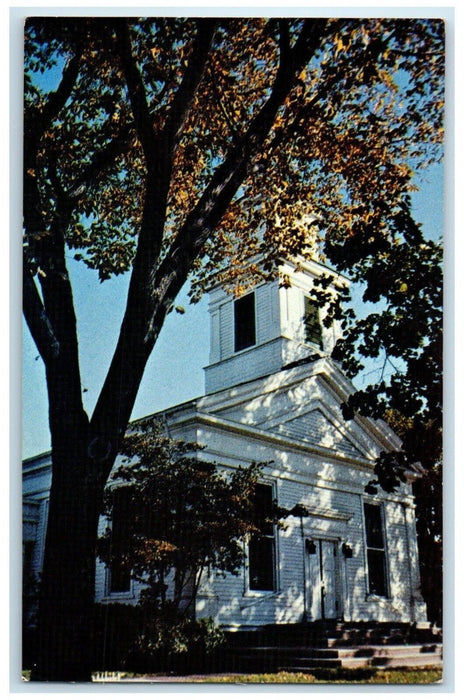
[272,407,366,459]
[198,358,398,461]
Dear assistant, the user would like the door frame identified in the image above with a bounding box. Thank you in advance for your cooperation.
[305,537,343,621]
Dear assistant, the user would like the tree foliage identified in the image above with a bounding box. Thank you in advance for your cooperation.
[23,16,444,680]
[97,420,267,617]
[332,234,442,491]
[380,409,442,623]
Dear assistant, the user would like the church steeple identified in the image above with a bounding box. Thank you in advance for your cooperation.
[204,258,349,395]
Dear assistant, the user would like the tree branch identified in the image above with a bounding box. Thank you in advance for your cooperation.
[207,64,242,141]
[24,198,87,438]
[64,121,133,201]
[114,18,217,165]
[277,19,291,65]
[151,20,331,296]
[23,263,60,364]
[163,19,217,144]
[108,21,217,323]
[113,19,158,169]
[24,46,83,167]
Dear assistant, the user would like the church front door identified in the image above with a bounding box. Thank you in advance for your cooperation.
[307,539,341,620]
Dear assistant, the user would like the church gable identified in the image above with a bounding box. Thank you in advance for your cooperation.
[201,365,379,463]
[273,407,366,459]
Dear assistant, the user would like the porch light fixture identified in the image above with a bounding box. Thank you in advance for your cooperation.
[342,543,353,558]
[305,539,317,554]
[290,503,310,518]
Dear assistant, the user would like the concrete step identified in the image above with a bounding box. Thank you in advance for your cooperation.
[283,658,375,672]
[283,653,443,673]
[229,643,443,672]
[226,623,442,649]
[282,654,442,672]
[371,649,443,669]
[360,644,442,658]
[231,643,441,658]
[224,623,443,673]
[325,633,441,647]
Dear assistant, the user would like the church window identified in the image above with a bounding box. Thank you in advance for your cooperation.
[234,292,256,352]
[109,489,132,594]
[248,483,276,591]
[363,502,388,597]
[304,296,323,348]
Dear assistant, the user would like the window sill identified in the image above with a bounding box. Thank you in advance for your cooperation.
[102,590,136,602]
[243,589,279,598]
[234,342,257,356]
[365,594,391,602]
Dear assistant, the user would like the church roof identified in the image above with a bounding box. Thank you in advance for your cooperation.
[161,355,402,468]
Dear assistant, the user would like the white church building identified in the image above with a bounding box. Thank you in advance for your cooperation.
[23,258,428,629]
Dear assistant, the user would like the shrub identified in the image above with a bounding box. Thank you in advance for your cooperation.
[124,616,226,674]
[91,603,225,674]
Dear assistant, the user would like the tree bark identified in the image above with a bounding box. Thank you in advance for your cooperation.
[31,444,101,681]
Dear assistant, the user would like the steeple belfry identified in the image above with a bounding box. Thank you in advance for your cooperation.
[204,258,349,395]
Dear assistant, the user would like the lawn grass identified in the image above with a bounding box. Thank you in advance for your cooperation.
[24,667,443,684]
[195,667,443,684]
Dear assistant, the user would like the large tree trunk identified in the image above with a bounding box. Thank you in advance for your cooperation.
[23,18,327,680]
[31,440,103,682]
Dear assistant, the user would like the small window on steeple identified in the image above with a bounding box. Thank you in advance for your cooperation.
[304,296,323,349]
[234,292,256,352]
